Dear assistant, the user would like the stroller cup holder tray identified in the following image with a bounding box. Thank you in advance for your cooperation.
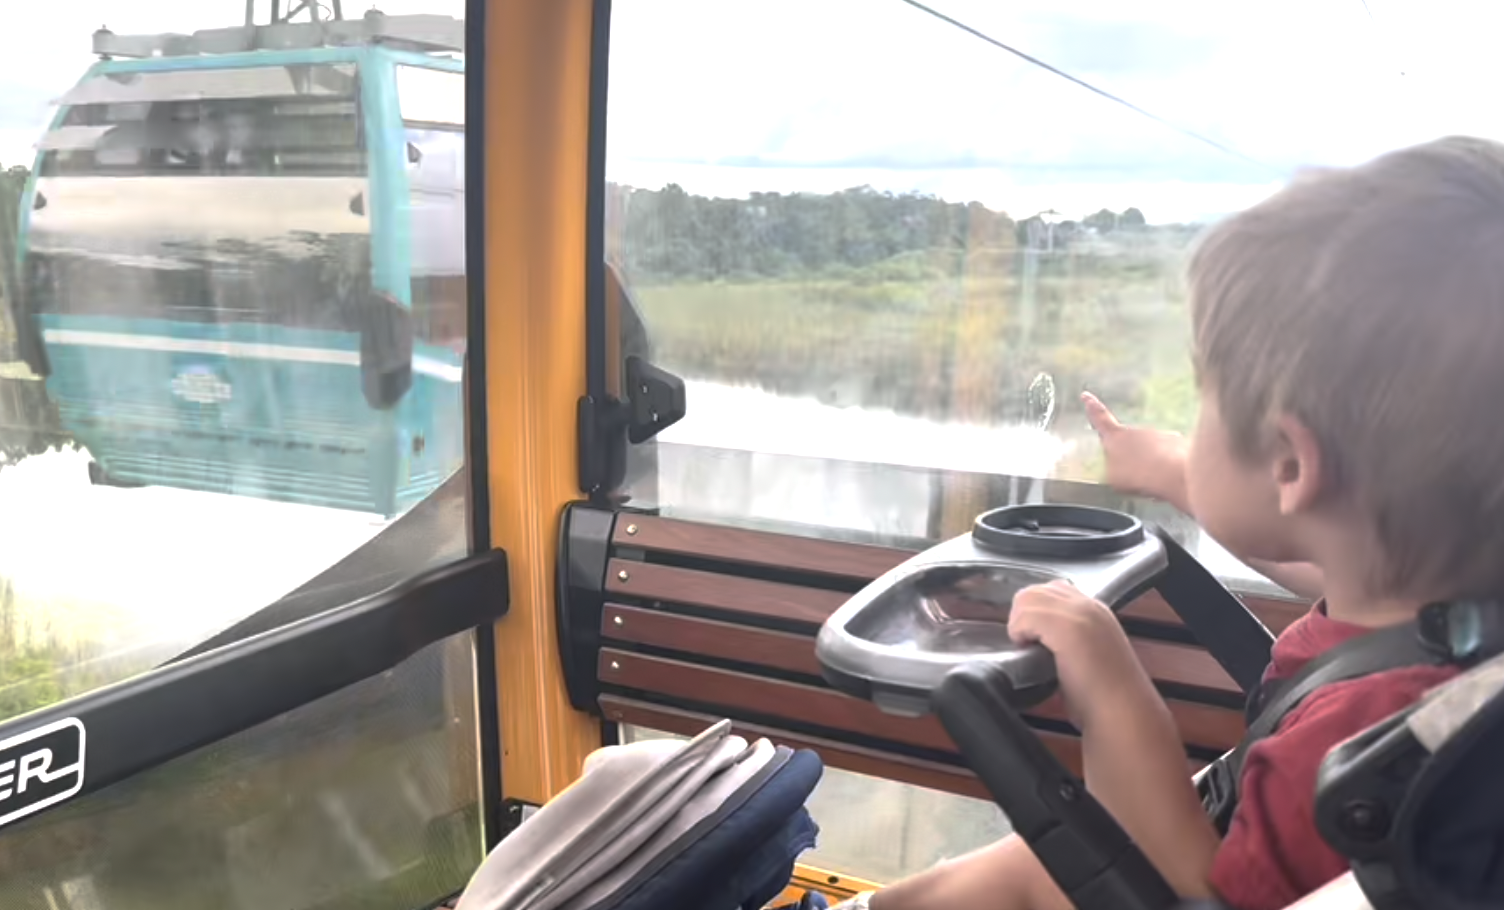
[816,504,1168,717]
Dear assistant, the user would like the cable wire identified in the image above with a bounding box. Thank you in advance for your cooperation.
[896,0,1277,174]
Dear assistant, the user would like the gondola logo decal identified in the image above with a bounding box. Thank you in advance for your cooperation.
[0,718,86,829]
[171,365,234,405]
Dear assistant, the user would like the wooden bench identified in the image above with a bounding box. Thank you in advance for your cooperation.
[558,505,1307,801]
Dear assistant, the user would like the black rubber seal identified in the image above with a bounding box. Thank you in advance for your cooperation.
[972,504,1144,559]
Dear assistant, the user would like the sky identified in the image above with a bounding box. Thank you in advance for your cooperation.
[2,0,1501,223]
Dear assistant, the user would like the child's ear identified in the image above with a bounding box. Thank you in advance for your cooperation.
[1270,414,1324,515]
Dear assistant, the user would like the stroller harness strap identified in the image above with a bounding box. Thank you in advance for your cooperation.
[1200,600,1504,834]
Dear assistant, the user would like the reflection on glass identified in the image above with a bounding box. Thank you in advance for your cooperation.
[622,725,1008,883]
[0,634,482,910]
[600,0,1424,582]
[805,760,1009,882]
[0,11,468,721]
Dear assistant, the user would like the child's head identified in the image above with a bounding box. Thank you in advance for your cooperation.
[1182,136,1504,603]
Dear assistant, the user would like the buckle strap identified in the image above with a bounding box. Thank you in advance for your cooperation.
[1198,756,1240,836]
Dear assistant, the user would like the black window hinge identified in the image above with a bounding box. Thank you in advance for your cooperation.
[577,355,686,495]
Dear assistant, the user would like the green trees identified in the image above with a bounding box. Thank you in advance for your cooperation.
[611,183,1030,282]
[609,183,1192,438]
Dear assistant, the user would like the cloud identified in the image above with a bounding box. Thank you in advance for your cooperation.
[0,0,463,166]
[6,0,1504,219]
[602,0,1504,214]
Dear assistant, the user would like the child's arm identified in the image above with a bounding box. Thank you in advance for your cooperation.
[863,834,1072,910]
[860,583,1221,910]
[1009,582,1221,900]
[1082,392,1325,601]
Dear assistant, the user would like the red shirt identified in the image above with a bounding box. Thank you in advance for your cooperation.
[1207,605,1459,910]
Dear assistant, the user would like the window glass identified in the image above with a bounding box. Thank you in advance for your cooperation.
[0,1,470,725]
[603,0,1488,881]
[0,633,483,910]
[605,0,1475,590]
[398,67,466,351]
[397,66,465,127]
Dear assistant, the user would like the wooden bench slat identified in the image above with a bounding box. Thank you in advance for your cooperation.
[1129,638,1239,693]
[611,516,1308,635]
[616,514,905,581]
[605,602,1239,696]
[599,695,997,799]
[603,604,824,677]
[590,512,1295,790]
[607,559,846,627]
[599,648,1239,754]
[600,647,954,753]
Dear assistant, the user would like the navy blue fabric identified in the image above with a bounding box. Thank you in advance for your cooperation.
[1411,695,1504,908]
[707,806,819,910]
[611,747,824,910]
[771,891,829,910]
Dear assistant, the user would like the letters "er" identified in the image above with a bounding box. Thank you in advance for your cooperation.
[0,749,56,801]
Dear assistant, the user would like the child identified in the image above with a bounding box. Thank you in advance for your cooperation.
[1079,391,1326,604]
[836,135,1504,910]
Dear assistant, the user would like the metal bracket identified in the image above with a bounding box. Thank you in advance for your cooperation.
[577,355,685,495]
[499,797,542,838]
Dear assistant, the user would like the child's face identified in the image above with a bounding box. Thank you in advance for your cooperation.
[1185,386,1301,566]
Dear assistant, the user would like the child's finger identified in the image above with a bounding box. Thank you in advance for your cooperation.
[1080,391,1121,433]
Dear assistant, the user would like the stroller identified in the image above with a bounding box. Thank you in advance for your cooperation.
[451,644,1504,910]
[454,719,828,910]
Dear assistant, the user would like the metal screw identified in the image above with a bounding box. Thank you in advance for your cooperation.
[617,570,629,582]
[1340,800,1391,842]
[613,615,624,626]
[626,524,638,535]
[610,660,620,671]
[1058,781,1079,801]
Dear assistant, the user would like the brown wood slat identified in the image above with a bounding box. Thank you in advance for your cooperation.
[607,559,846,627]
[615,514,906,580]
[600,648,953,753]
[600,648,1238,755]
[612,516,1307,635]
[602,604,824,676]
[1131,638,1239,693]
[598,695,997,798]
[603,596,1241,697]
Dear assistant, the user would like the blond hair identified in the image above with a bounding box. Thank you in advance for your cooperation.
[1188,136,1504,599]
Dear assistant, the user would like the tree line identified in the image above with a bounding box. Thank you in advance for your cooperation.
[608,182,1152,283]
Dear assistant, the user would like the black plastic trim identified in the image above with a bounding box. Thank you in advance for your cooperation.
[582,0,614,505]
[0,549,509,832]
[499,797,544,839]
[464,0,504,853]
[1150,527,1276,695]
[583,0,613,399]
[557,501,617,711]
[934,661,1179,910]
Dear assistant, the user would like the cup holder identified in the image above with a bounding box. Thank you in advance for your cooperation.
[972,504,1145,560]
